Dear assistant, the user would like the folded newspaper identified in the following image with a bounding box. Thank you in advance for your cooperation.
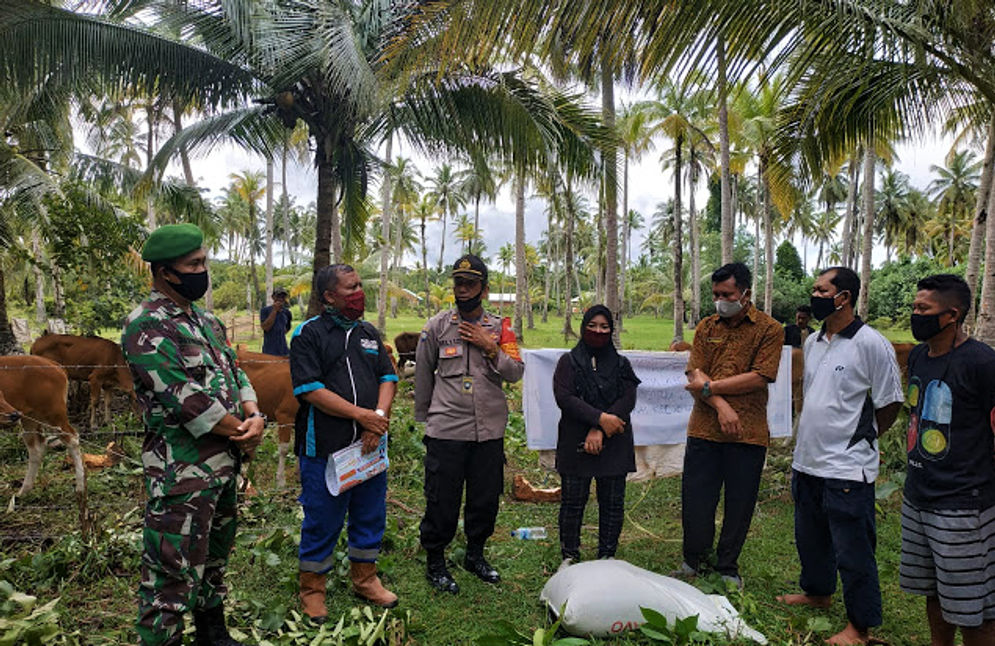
[325,433,389,496]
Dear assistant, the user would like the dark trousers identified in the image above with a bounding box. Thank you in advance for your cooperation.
[420,436,504,558]
[681,437,766,577]
[558,474,626,560]
[792,469,881,630]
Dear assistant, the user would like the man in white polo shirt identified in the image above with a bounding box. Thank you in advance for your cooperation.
[776,267,904,646]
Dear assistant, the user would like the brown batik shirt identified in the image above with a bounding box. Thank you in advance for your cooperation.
[686,303,784,447]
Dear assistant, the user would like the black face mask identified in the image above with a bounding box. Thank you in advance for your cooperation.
[167,269,209,302]
[456,291,483,313]
[810,292,844,321]
[910,312,953,342]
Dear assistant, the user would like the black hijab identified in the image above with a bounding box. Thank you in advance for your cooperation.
[569,305,639,409]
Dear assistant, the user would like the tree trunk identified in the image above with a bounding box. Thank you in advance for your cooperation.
[172,100,195,187]
[602,58,620,344]
[717,35,734,264]
[308,155,335,316]
[761,158,774,314]
[689,165,701,323]
[672,135,685,342]
[514,172,527,341]
[618,155,629,332]
[437,211,447,272]
[52,265,65,318]
[31,230,46,324]
[146,103,157,228]
[563,175,576,339]
[526,289,534,329]
[282,137,293,267]
[841,147,861,268]
[966,116,995,331]
[0,267,21,355]
[858,142,876,318]
[975,185,995,343]
[421,214,429,317]
[377,137,393,334]
[265,157,275,306]
[473,195,481,255]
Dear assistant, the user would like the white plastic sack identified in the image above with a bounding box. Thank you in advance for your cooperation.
[540,560,767,644]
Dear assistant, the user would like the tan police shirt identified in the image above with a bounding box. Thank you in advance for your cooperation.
[414,309,524,442]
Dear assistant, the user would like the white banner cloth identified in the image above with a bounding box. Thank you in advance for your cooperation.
[522,347,793,450]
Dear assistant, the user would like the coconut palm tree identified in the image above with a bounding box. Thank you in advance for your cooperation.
[426,164,466,271]
[2,0,606,316]
[457,163,497,255]
[928,149,981,266]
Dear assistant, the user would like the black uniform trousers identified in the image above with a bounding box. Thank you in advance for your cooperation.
[681,436,767,577]
[420,436,504,558]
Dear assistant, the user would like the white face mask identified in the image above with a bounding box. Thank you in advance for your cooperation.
[715,298,744,318]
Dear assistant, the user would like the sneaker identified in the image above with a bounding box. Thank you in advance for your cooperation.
[669,562,698,579]
[721,574,743,590]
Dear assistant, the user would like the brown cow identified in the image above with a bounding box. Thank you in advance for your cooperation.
[30,333,136,429]
[0,355,86,523]
[892,342,915,377]
[236,347,297,488]
[393,331,420,370]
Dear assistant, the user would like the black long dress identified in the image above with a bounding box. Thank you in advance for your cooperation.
[552,350,639,477]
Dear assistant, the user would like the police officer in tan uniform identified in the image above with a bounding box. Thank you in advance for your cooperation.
[414,254,524,594]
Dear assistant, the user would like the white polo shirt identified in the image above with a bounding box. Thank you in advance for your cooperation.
[793,317,904,483]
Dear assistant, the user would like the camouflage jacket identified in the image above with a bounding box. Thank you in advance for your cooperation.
[122,289,256,498]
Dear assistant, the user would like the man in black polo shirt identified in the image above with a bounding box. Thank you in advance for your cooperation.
[290,264,399,623]
[783,305,814,349]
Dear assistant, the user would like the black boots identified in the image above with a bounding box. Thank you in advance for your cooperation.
[463,545,500,584]
[193,604,244,646]
[425,554,459,594]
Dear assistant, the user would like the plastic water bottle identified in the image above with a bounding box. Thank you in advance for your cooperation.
[511,526,547,540]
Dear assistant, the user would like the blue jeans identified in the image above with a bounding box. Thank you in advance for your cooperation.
[792,469,881,630]
[298,455,387,572]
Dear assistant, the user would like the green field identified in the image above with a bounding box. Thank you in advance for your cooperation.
[0,352,926,645]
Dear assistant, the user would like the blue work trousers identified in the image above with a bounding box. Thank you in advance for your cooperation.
[298,455,387,573]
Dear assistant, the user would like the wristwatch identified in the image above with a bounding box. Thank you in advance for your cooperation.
[375,409,386,418]
[701,381,712,398]
[247,411,267,422]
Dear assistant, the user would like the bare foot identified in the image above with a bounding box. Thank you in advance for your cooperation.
[825,622,870,645]
[776,593,832,608]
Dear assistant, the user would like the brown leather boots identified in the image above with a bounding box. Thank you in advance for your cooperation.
[299,563,398,623]
[298,571,329,624]
[350,561,398,608]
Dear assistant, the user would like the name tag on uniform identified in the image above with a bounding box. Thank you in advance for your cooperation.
[462,376,473,394]
[440,344,463,359]
[707,336,724,344]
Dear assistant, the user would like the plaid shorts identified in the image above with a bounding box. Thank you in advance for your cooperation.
[900,498,995,628]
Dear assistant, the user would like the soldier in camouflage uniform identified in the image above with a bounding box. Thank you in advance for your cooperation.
[122,224,265,646]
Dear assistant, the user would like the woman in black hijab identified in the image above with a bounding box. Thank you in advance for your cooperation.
[553,304,641,562]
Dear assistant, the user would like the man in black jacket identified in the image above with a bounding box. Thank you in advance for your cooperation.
[290,264,399,622]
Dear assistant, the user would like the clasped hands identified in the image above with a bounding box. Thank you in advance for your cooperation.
[356,407,389,454]
[685,368,743,438]
[232,414,266,460]
[582,412,626,455]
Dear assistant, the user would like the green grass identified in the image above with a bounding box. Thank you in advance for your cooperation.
[0,376,929,645]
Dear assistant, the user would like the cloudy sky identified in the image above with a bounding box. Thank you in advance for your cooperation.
[176,102,959,276]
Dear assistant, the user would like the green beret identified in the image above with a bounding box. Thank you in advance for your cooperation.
[141,223,204,262]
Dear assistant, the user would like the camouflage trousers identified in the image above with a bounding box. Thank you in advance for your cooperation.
[136,480,237,646]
